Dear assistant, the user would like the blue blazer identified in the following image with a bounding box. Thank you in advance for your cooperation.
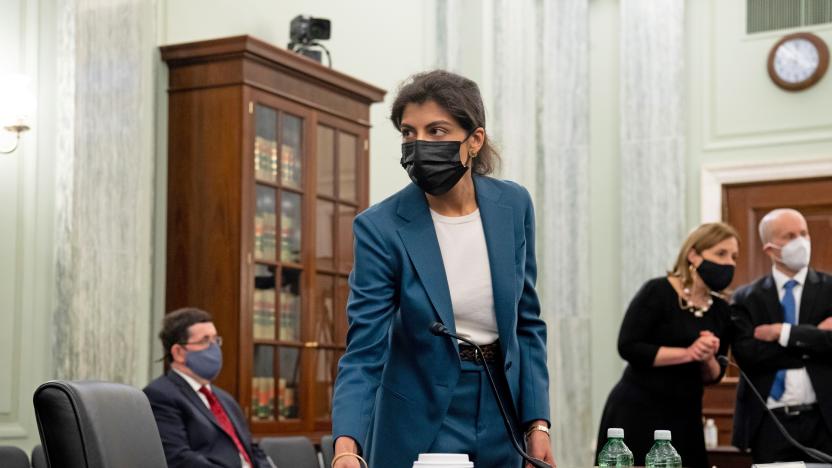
[144,372,270,468]
[332,175,549,467]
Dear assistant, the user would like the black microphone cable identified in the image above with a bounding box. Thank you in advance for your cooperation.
[430,322,552,468]
[717,355,832,463]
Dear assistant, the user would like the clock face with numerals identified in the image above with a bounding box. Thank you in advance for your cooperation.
[768,32,830,91]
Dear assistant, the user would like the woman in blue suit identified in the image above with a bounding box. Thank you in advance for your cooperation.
[331,70,554,468]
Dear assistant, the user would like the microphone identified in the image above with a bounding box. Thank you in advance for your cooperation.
[717,355,832,463]
[430,322,552,468]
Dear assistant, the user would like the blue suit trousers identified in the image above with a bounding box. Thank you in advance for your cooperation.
[426,360,523,468]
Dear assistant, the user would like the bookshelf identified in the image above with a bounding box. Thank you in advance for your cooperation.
[161,35,385,439]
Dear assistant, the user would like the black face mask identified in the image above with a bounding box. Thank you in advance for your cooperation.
[697,259,735,292]
[400,139,470,196]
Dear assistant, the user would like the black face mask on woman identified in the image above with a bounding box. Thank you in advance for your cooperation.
[697,259,735,292]
[400,138,471,196]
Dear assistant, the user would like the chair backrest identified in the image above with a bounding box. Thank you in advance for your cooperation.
[31,444,47,468]
[260,436,319,468]
[320,434,334,468]
[33,380,167,468]
[0,445,31,468]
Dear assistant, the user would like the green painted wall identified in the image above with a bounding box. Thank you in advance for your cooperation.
[0,0,57,453]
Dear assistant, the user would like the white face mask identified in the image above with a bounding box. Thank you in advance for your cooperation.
[770,236,811,272]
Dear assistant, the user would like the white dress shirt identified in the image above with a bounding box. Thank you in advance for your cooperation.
[172,368,252,468]
[768,267,817,408]
[431,209,499,345]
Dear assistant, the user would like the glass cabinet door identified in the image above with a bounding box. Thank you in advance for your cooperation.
[248,97,366,435]
[251,101,306,427]
[312,122,361,425]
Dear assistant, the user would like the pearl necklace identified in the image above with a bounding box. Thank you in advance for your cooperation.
[679,287,713,318]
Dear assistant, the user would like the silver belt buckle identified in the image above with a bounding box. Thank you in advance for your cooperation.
[783,404,801,416]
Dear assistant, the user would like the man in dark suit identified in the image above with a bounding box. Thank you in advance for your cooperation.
[732,208,832,463]
[144,307,272,468]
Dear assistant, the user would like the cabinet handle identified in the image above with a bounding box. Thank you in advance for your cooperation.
[249,101,254,114]
[304,341,319,348]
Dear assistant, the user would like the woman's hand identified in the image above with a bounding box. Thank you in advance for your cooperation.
[333,436,363,468]
[526,421,556,468]
[333,457,361,468]
[687,331,719,362]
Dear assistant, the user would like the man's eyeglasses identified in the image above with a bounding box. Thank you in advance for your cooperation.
[181,336,223,348]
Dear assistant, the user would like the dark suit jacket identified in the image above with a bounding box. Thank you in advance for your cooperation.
[144,372,270,468]
[731,269,832,449]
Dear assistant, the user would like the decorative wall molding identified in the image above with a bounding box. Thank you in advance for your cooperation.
[702,0,832,151]
[700,157,832,222]
[0,423,28,439]
[0,0,49,446]
[703,129,832,152]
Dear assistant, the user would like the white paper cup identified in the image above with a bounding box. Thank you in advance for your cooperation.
[412,453,474,468]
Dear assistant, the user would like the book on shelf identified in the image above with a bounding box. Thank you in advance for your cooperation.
[255,190,278,260]
[278,291,300,342]
[252,289,276,340]
[277,377,298,420]
[280,143,301,187]
[280,203,300,262]
[254,213,264,259]
[254,136,278,182]
[251,376,275,421]
[264,212,277,260]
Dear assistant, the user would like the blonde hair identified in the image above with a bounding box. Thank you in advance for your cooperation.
[670,222,740,289]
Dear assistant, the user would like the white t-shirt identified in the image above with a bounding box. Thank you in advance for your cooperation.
[430,208,499,345]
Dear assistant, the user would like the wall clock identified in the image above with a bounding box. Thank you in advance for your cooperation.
[767,32,829,91]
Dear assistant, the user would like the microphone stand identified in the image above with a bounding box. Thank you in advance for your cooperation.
[430,322,552,468]
[717,355,832,463]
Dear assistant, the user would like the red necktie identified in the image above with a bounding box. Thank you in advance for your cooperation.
[199,386,252,465]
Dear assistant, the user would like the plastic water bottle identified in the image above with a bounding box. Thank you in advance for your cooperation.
[704,418,718,449]
[597,428,634,467]
[645,430,682,468]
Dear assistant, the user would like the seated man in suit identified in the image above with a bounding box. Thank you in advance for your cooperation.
[731,208,832,463]
[144,307,272,468]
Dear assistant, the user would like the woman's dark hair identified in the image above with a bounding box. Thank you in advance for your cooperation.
[159,307,212,364]
[390,70,500,175]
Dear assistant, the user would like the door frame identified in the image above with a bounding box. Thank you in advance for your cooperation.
[700,157,832,222]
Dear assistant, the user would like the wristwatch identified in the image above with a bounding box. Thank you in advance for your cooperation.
[525,424,550,439]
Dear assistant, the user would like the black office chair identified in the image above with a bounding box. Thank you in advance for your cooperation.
[31,444,46,468]
[320,434,335,468]
[260,436,319,468]
[33,380,167,468]
[0,445,30,468]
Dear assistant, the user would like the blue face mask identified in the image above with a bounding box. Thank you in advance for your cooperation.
[185,342,223,381]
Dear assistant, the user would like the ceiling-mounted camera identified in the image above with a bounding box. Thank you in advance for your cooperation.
[287,15,332,68]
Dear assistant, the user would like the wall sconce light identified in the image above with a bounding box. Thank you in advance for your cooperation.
[1,74,34,154]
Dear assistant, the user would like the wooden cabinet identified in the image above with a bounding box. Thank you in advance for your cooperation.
[161,35,385,439]
[703,377,739,446]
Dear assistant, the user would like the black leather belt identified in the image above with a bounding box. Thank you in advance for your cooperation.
[459,341,500,364]
[772,403,818,417]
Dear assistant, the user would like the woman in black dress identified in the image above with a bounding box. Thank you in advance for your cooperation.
[596,222,740,468]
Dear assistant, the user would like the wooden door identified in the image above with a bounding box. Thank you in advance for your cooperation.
[703,176,832,447]
[723,176,832,288]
